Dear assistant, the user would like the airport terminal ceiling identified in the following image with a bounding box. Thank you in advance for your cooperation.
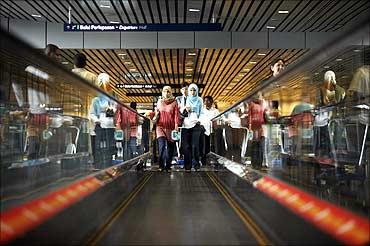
[1,0,369,108]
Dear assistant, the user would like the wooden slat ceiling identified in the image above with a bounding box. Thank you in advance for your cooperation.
[1,0,368,32]
[1,0,369,108]
[60,48,310,105]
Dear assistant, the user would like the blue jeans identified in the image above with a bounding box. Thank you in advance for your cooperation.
[129,137,137,159]
[157,137,175,169]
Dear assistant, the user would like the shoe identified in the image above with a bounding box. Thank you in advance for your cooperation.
[158,168,163,172]
[165,168,171,173]
[185,169,191,173]
[195,168,200,172]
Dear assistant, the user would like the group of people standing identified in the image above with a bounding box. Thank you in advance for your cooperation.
[153,83,219,172]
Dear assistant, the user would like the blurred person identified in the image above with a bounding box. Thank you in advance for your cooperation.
[153,86,179,172]
[45,44,62,63]
[128,102,139,158]
[11,44,61,159]
[348,53,369,102]
[72,53,99,86]
[89,77,116,168]
[270,58,286,78]
[182,84,203,172]
[319,70,346,105]
[199,96,219,166]
[247,92,269,169]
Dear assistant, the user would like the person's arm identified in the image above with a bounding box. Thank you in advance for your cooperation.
[174,102,179,131]
[89,98,100,124]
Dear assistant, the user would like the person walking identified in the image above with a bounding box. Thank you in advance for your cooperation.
[182,84,203,172]
[153,86,179,172]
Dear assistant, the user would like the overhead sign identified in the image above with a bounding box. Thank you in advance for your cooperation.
[116,84,158,89]
[116,84,205,89]
[64,23,221,32]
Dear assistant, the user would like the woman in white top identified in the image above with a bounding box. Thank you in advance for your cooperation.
[182,84,203,172]
[199,96,219,166]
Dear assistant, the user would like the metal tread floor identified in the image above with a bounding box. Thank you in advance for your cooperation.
[91,171,263,245]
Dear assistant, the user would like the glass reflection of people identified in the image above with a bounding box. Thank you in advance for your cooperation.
[72,53,99,86]
[182,84,203,172]
[11,44,61,160]
[199,96,219,166]
[154,86,179,172]
[319,70,346,105]
[314,71,345,160]
[89,77,116,169]
[347,54,369,168]
[248,92,268,168]
[128,102,139,159]
[270,58,285,78]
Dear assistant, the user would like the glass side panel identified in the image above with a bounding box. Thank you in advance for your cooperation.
[211,29,369,217]
[0,29,150,211]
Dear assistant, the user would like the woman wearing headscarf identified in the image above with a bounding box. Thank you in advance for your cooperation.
[153,86,179,172]
[182,83,203,172]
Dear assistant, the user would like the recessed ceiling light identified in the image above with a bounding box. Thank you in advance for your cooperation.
[189,8,200,12]
[118,53,126,56]
[100,5,111,8]
[353,49,361,52]
[124,62,131,65]
[257,53,266,56]
[61,61,69,65]
[250,61,257,64]
[130,69,136,72]
[186,68,193,71]
[266,26,276,29]
[335,58,343,61]
[243,68,250,71]
[186,74,192,77]
[188,53,196,56]
[31,14,42,18]
[278,10,289,14]
[110,21,119,24]
[324,65,330,69]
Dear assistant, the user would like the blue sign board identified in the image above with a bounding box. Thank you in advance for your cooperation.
[64,23,221,32]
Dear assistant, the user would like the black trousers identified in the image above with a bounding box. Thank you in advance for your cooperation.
[183,124,202,170]
[200,131,210,165]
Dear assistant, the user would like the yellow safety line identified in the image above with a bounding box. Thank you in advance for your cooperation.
[206,172,272,246]
[86,172,153,246]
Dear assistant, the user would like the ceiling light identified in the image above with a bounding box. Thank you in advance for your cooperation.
[186,68,193,71]
[243,68,250,71]
[335,58,343,61]
[353,49,361,52]
[110,21,119,24]
[266,26,276,29]
[124,62,131,65]
[278,10,289,14]
[324,65,330,69]
[250,61,257,64]
[61,61,69,65]
[100,5,111,8]
[188,53,196,56]
[186,74,192,77]
[130,69,136,72]
[257,53,266,56]
[189,8,200,12]
[31,14,42,18]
